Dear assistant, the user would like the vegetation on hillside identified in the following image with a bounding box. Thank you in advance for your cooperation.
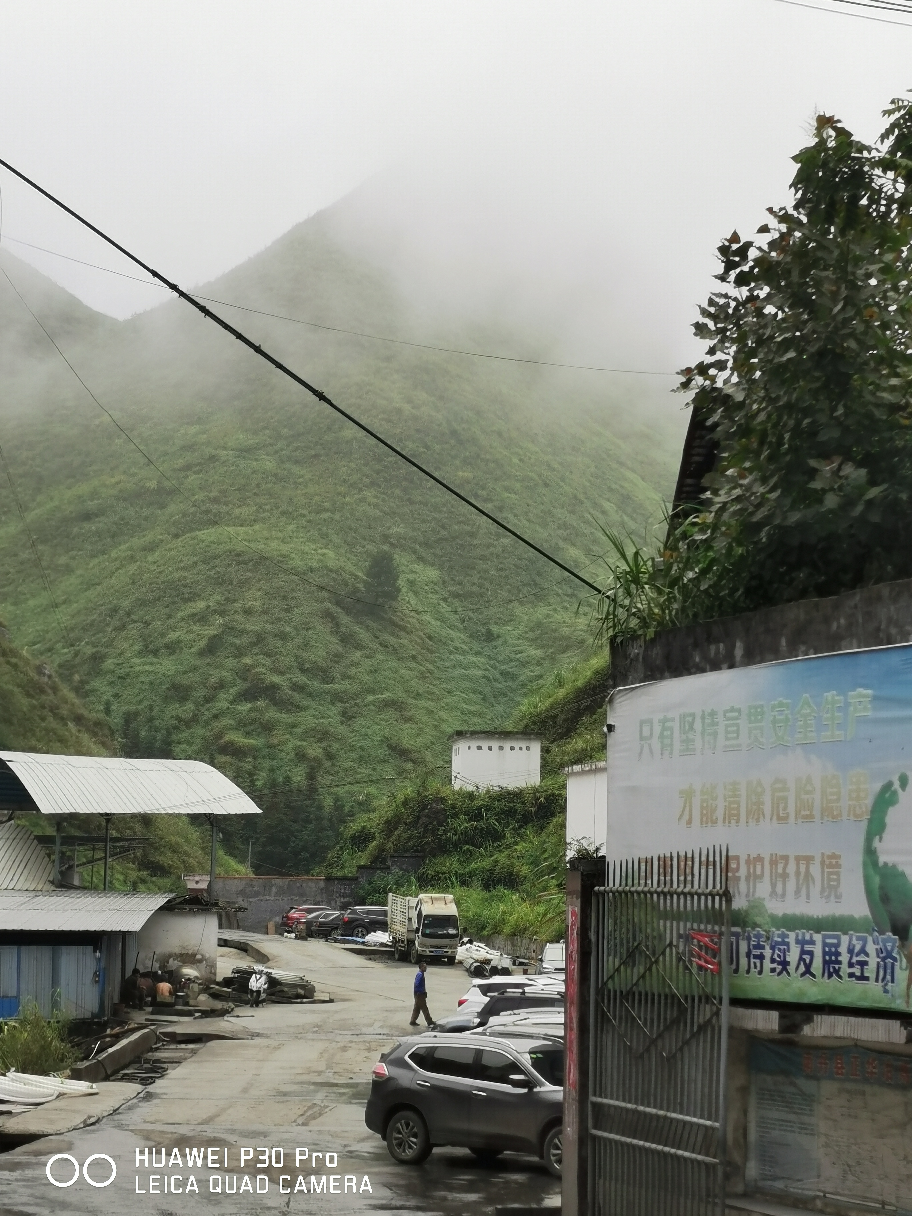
[326,98,912,937]
[0,622,111,756]
[0,205,681,875]
[327,655,610,937]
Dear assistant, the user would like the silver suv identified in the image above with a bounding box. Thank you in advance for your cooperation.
[365,1031,563,1176]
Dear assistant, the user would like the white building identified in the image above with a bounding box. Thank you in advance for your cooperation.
[564,761,607,853]
[451,732,541,790]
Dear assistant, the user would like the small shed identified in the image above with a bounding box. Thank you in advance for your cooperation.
[0,753,262,1017]
[0,887,170,1018]
[450,732,541,790]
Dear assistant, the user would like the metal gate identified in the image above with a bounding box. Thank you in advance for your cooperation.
[589,850,730,1216]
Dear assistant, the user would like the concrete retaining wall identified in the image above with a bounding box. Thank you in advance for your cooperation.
[211,875,358,933]
[610,574,912,689]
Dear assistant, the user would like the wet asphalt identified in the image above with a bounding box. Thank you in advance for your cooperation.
[0,935,561,1215]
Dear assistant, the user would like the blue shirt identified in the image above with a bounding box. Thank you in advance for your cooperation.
[414,970,426,996]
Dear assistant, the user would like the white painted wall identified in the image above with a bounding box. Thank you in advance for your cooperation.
[451,735,540,790]
[565,762,607,854]
[136,910,219,982]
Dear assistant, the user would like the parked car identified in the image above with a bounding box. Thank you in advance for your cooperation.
[305,910,345,939]
[280,905,330,933]
[339,906,389,940]
[457,975,564,1014]
[479,1009,566,1038]
[365,1031,563,1176]
[537,942,565,975]
[434,989,565,1034]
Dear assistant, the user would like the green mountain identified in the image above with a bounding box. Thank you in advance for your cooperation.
[0,203,682,873]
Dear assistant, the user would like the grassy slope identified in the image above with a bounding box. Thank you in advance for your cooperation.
[0,209,682,874]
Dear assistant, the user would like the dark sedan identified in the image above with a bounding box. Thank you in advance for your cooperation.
[303,910,344,939]
[339,905,388,939]
[432,989,564,1034]
[365,1031,563,1175]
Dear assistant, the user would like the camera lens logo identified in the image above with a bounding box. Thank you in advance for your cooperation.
[46,1153,117,1188]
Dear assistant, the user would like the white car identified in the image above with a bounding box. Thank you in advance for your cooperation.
[537,942,566,975]
[479,1008,566,1038]
[456,974,564,1013]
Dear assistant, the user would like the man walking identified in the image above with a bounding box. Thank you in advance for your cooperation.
[409,961,433,1026]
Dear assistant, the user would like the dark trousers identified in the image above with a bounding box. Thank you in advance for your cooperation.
[410,994,432,1025]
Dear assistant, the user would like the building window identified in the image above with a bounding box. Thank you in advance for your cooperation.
[488,745,493,751]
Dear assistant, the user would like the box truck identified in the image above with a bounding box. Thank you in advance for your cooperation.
[388,892,459,964]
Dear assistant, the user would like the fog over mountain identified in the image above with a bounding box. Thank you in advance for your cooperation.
[0,197,683,870]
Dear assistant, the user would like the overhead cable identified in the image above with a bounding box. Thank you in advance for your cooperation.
[770,0,912,23]
[0,157,603,594]
[0,232,676,378]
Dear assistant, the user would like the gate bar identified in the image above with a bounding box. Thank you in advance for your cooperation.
[591,1129,719,1166]
[591,1096,720,1129]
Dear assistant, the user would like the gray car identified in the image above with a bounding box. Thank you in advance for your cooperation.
[365,1031,563,1176]
[433,988,564,1034]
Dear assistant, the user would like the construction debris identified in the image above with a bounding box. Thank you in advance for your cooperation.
[228,965,316,1002]
[456,939,514,977]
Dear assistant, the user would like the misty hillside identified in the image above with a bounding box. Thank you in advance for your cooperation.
[0,205,684,872]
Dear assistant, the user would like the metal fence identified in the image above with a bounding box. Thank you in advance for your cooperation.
[589,850,731,1216]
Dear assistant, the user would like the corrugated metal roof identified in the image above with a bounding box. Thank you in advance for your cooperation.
[0,889,171,932]
[0,753,263,817]
[0,821,53,891]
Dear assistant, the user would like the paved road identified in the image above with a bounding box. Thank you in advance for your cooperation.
[0,935,561,1215]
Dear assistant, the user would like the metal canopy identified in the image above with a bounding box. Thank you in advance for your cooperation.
[0,753,263,817]
[0,889,171,932]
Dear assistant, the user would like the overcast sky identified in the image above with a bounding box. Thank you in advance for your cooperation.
[1,0,911,374]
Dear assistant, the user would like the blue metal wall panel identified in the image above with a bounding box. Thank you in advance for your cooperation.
[19,945,53,1016]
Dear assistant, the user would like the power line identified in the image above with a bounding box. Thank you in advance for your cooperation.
[0,157,602,595]
[769,0,912,24]
[0,232,677,378]
[0,262,379,609]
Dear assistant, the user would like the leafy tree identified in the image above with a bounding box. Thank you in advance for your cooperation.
[670,100,912,615]
[594,97,912,647]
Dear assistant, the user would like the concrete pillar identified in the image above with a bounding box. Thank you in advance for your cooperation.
[563,858,603,1216]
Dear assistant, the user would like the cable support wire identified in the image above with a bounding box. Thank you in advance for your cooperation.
[0,262,380,610]
[0,233,676,379]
